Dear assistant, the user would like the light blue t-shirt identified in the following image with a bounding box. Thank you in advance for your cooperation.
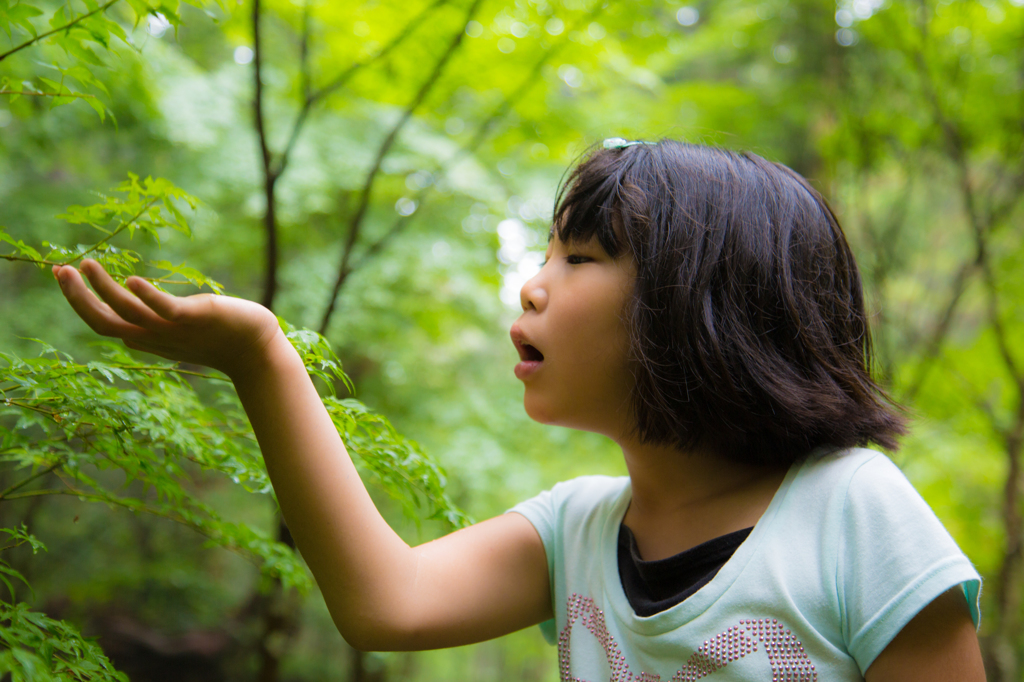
[510,448,980,681]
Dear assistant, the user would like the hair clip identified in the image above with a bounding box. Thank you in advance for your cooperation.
[602,137,655,150]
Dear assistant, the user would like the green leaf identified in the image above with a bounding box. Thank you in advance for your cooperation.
[85,94,106,121]
[61,63,109,96]
[5,3,43,38]
[63,36,106,67]
[0,599,128,681]
[36,76,64,93]
[150,259,224,293]
[0,526,47,554]
[0,229,43,263]
[47,5,66,31]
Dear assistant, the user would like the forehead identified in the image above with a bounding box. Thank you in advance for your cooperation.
[546,224,623,258]
[544,230,601,252]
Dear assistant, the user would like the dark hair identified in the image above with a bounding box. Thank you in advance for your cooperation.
[553,140,905,466]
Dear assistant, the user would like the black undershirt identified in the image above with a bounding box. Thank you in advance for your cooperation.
[617,524,753,617]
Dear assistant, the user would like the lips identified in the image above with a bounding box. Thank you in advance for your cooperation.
[510,324,544,380]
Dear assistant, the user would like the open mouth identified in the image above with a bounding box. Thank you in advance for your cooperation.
[510,325,545,379]
[519,343,544,362]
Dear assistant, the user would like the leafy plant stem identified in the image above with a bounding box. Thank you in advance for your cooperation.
[275,0,449,176]
[317,0,484,335]
[0,254,64,266]
[67,197,160,264]
[0,459,65,501]
[3,399,59,417]
[0,0,121,63]
[346,0,608,277]
[0,90,97,98]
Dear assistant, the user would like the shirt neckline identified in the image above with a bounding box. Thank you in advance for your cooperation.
[600,455,806,635]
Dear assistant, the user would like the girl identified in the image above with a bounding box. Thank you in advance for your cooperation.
[54,140,984,681]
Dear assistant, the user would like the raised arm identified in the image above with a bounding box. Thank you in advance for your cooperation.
[53,260,552,650]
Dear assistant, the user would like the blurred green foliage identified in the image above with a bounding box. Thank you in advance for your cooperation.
[2,0,1023,679]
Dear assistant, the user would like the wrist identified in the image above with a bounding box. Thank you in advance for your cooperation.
[224,328,302,385]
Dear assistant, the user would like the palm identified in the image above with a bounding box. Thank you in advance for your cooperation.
[54,259,280,378]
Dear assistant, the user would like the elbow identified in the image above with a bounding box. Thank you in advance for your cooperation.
[340,627,399,653]
[340,630,385,653]
[332,608,424,652]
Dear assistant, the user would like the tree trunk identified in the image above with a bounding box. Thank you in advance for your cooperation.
[256,516,300,682]
[989,397,1024,682]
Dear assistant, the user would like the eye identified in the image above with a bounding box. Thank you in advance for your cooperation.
[566,254,592,265]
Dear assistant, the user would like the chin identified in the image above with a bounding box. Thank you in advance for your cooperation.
[523,394,610,436]
[522,394,557,425]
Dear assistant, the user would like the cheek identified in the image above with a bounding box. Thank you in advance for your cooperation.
[563,301,632,369]
[525,317,633,428]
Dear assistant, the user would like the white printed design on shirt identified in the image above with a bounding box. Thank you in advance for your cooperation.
[558,593,818,682]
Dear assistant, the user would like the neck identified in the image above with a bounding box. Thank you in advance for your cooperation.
[615,435,789,560]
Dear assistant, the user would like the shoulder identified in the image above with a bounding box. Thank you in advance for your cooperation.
[790,447,966,557]
[796,446,891,485]
[801,447,942,525]
[787,447,922,518]
[549,474,630,500]
[509,474,629,523]
[805,449,982,670]
[506,475,628,552]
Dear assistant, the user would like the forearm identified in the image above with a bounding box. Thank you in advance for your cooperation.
[229,329,417,647]
[53,261,551,650]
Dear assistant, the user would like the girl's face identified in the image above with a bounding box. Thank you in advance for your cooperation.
[511,234,636,438]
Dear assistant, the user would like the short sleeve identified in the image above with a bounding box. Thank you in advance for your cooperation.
[505,475,630,646]
[837,453,981,672]
[508,488,558,644]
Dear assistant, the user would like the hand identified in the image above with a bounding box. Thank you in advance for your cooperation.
[54,259,281,379]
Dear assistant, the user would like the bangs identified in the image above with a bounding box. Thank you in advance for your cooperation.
[552,148,635,258]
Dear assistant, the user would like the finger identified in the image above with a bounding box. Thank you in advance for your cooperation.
[123,337,181,362]
[125,276,183,322]
[56,265,148,339]
[79,260,169,329]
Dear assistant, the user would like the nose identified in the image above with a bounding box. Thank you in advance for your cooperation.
[520,269,548,313]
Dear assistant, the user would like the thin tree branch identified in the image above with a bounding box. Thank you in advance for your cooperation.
[317,0,484,335]
[106,365,230,381]
[900,24,985,403]
[254,0,450,314]
[0,251,210,288]
[252,0,279,311]
[2,399,60,417]
[349,24,581,275]
[990,335,1024,682]
[982,262,1024,387]
[68,197,160,264]
[904,27,1023,394]
[0,90,96,98]
[274,0,449,178]
[313,0,445,103]
[902,258,977,402]
[298,0,312,103]
[331,2,611,325]
[909,17,1024,680]
[0,252,206,288]
[987,168,1024,229]
[0,254,64,266]
[0,487,273,564]
[0,0,120,63]
[0,459,65,500]
[856,164,916,386]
